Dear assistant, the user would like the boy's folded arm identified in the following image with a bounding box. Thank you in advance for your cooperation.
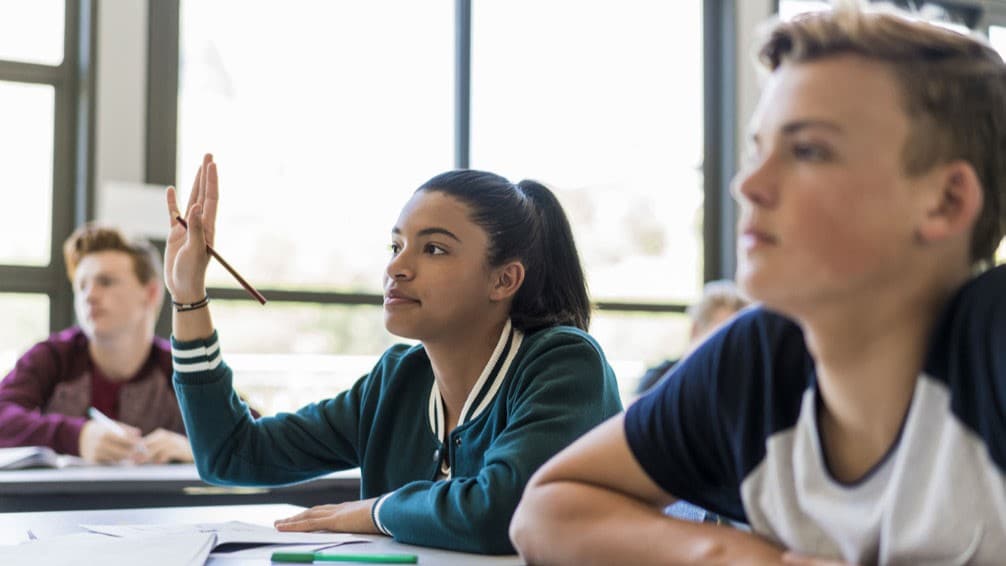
[510,415,786,565]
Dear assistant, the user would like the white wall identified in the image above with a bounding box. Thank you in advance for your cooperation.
[95,0,146,192]
[735,0,775,169]
[94,0,166,239]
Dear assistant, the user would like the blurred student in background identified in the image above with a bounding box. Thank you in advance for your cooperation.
[0,224,193,464]
[635,280,748,395]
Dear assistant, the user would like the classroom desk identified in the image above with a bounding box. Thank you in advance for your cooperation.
[0,465,360,512]
[0,503,524,565]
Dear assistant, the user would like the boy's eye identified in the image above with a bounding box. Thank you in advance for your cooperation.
[792,142,831,161]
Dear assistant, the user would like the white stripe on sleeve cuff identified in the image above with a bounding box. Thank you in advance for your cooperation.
[171,340,220,359]
[172,353,224,373]
[172,335,222,374]
[371,493,394,536]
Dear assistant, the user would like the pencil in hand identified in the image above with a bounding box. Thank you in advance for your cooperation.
[174,215,267,305]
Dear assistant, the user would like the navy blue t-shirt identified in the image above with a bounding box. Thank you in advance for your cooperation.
[625,265,1006,563]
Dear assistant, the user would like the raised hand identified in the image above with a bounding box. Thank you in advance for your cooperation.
[165,153,219,303]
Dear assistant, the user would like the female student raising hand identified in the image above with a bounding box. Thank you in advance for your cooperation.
[163,154,622,554]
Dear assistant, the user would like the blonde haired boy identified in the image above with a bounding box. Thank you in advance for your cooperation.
[511,4,1006,564]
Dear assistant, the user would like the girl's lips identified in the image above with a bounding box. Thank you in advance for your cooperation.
[384,296,420,306]
[384,289,420,306]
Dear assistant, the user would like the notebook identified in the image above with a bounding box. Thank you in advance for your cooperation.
[0,531,215,566]
[0,446,86,470]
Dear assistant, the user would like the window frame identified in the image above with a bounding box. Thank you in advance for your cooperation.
[0,0,94,335]
[145,0,738,337]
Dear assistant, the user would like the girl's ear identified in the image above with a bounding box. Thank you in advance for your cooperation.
[489,261,526,302]
[915,160,983,247]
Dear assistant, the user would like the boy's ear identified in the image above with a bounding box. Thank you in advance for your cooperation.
[145,279,165,310]
[489,261,526,302]
[915,160,984,246]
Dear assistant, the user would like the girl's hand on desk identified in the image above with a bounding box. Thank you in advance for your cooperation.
[137,428,194,464]
[165,153,217,303]
[274,497,382,535]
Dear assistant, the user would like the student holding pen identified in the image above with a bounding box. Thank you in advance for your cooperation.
[164,155,622,554]
[0,224,192,464]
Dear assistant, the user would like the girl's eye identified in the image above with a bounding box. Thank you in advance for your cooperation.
[389,243,401,256]
[425,244,446,255]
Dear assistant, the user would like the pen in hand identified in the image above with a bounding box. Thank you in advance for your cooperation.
[87,407,146,456]
[87,407,129,437]
[173,215,267,305]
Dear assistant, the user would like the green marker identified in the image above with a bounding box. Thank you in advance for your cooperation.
[270,551,418,564]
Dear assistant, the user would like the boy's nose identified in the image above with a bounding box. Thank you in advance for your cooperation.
[732,157,778,209]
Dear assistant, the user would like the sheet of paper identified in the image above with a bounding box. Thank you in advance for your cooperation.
[81,520,367,546]
[209,540,369,559]
[0,531,215,566]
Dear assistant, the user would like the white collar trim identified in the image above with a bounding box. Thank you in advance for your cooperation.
[427,319,524,442]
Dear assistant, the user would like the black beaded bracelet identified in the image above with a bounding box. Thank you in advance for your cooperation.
[172,295,210,312]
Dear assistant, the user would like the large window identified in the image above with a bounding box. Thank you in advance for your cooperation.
[177,1,454,294]
[778,0,830,20]
[469,0,703,398]
[781,0,979,30]
[171,1,717,407]
[470,0,704,304]
[0,1,80,374]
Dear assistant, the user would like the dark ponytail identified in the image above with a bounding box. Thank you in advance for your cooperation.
[512,180,591,331]
[417,170,591,332]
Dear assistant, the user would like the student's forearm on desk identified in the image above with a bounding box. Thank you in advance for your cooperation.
[172,306,215,341]
[510,481,785,566]
[0,402,84,454]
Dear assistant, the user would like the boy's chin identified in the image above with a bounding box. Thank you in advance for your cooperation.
[736,271,768,303]
[737,275,797,315]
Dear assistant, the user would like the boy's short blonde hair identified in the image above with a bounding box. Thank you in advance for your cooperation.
[759,4,1006,267]
[63,223,162,284]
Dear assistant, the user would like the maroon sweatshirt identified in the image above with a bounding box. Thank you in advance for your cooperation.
[0,327,183,456]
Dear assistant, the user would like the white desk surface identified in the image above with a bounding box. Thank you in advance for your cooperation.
[0,465,361,513]
[0,503,524,565]
[0,464,359,485]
